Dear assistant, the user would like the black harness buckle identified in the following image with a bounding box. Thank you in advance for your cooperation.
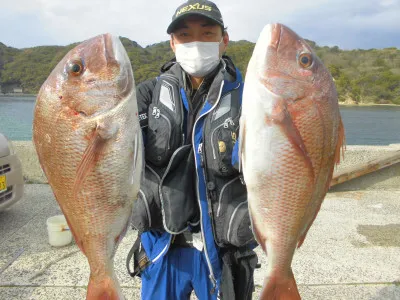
[126,235,152,278]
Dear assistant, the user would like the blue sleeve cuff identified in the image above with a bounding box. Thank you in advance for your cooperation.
[231,136,240,170]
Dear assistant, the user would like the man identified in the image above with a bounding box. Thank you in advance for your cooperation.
[128,1,258,299]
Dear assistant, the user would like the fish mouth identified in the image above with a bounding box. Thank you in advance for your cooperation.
[253,23,286,82]
[269,23,282,50]
[103,34,125,66]
[102,33,133,99]
[252,23,283,74]
[103,33,116,65]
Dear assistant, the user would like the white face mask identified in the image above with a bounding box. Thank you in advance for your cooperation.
[175,40,222,77]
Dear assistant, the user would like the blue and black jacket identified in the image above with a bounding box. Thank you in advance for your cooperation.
[131,56,256,291]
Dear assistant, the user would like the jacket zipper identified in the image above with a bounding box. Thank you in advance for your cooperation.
[180,89,185,146]
[192,80,225,292]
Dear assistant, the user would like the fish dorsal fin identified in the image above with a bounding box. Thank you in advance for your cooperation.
[298,116,346,249]
[334,117,346,165]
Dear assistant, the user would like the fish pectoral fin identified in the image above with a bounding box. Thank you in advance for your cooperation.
[96,120,119,140]
[238,116,246,173]
[73,127,108,199]
[275,101,315,181]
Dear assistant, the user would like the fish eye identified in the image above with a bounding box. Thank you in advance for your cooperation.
[67,60,84,76]
[298,53,313,68]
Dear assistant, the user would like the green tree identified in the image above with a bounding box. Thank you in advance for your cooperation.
[0,37,399,105]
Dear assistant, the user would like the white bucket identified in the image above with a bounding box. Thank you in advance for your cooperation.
[46,215,73,247]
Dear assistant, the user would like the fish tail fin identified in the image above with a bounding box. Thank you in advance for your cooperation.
[260,269,301,300]
[86,275,123,300]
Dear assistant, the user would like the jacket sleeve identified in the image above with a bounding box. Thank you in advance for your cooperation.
[136,78,157,145]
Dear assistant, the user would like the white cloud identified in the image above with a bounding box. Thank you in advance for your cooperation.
[1,0,400,49]
[380,0,397,7]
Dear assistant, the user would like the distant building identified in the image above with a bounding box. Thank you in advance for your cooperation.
[0,84,24,94]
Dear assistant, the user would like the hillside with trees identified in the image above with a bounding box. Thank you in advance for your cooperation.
[1,38,400,105]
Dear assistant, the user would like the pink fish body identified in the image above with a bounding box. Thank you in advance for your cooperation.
[33,34,142,300]
[239,24,345,300]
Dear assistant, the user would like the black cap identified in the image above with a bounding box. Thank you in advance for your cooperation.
[167,0,224,34]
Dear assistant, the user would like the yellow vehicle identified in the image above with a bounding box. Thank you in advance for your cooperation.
[0,133,24,211]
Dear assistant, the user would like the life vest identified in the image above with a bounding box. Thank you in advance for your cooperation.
[131,58,256,287]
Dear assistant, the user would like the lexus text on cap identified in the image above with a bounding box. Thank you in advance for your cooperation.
[167,0,224,34]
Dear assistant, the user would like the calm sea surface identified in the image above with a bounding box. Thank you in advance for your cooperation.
[0,96,399,145]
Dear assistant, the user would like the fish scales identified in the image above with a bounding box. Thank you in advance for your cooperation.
[33,33,142,300]
[239,23,345,300]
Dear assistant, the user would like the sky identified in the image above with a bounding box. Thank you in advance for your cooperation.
[1,0,400,50]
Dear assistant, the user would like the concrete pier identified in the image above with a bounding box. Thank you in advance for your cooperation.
[0,142,399,299]
[331,144,400,191]
[11,142,400,189]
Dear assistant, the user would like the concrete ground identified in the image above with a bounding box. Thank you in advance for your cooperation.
[1,184,399,300]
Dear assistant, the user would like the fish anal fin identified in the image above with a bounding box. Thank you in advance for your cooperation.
[248,203,268,255]
[61,210,86,255]
[114,217,130,246]
[297,203,322,249]
[297,236,306,249]
[254,220,267,254]
[260,269,301,300]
